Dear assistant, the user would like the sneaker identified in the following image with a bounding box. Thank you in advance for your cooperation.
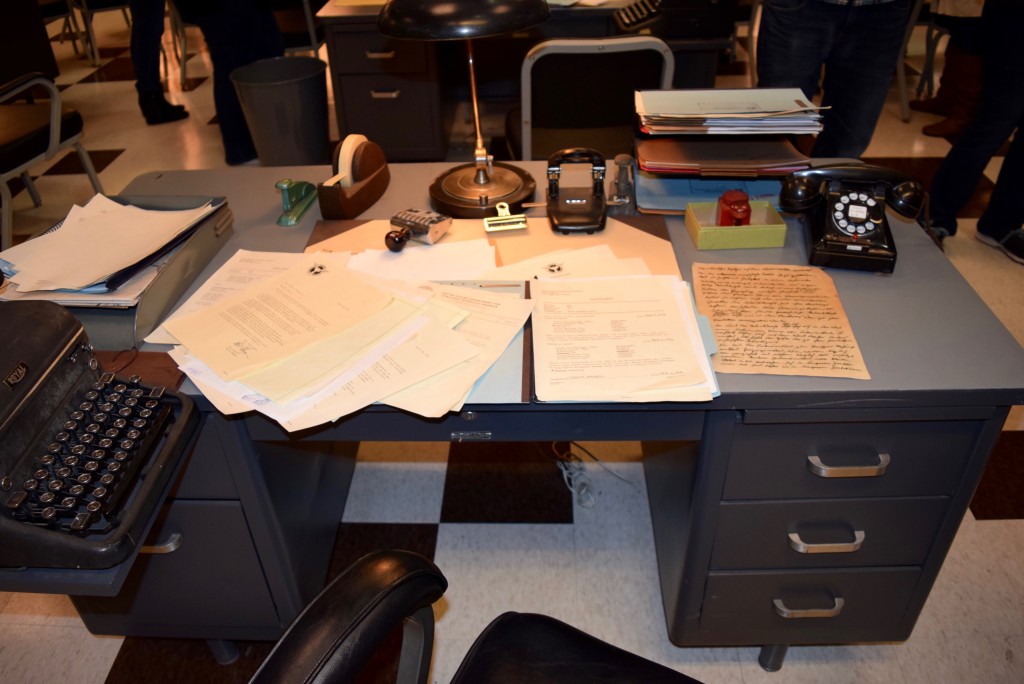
[976,228,1024,265]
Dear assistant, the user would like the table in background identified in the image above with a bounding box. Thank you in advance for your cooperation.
[316,2,735,161]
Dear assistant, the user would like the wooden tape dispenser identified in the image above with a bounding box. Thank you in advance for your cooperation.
[317,134,390,220]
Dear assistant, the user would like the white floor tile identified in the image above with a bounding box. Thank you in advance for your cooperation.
[0,624,122,684]
[342,461,447,523]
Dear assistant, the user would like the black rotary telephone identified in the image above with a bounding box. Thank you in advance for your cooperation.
[779,164,925,274]
[546,148,607,235]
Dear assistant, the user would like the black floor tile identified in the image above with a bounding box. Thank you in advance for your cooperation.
[970,430,1024,520]
[441,442,573,524]
[80,55,136,83]
[43,148,123,175]
[327,522,439,580]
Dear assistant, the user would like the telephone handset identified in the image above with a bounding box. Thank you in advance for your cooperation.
[779,164,925,273]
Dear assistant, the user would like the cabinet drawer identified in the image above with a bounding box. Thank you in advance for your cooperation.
[72,500,280,637]
[724,420,979,500]
[700,568,920,645]
[330,30,429,74]
[711,497,948,570]
[339,74,443,160]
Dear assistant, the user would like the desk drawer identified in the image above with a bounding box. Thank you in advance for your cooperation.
[699,568,920,645]
[72,500,279,637]
[330,30,429,74]
[338,74,443,160]
[711,497,948,570]
[724,420,979,500]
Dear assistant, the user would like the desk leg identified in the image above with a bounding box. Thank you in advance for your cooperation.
[207,639,240,665]
[759,644,788,671]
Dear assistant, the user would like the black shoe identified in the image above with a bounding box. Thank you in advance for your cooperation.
[976,228,1024,265]
[138,92,189,125]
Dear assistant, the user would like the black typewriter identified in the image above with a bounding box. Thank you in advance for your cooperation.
[0,301,198,570]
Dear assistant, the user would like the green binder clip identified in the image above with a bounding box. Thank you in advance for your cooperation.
[275,179,318,226]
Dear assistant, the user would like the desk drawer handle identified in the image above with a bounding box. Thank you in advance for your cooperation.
[788,530,865,554]
[370,89,401,100]
[140,533,182,554]
[773,596,844,619]
[365,50,396,60]
[807,453,890,478]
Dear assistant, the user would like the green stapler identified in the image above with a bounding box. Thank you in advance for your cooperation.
[275,179,318,226]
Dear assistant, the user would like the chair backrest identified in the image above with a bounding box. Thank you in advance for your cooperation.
[520,36,674,161]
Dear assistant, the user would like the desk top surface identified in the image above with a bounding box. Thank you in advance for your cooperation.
[124,163,1024,410]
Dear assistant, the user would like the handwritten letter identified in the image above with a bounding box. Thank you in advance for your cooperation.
[692,264,869,380]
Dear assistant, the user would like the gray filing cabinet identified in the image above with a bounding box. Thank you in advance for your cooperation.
[323,18,445,162]
[644,404,1007,668]
[71,412,356,641]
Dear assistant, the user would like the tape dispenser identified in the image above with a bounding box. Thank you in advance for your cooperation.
[317,134,390,220]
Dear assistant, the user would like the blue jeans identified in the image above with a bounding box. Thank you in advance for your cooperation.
[756,0,913,159]
[929,0,1024,238]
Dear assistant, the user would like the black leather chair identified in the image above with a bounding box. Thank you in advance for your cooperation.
[0,72,104,250]
[250,549,702,684]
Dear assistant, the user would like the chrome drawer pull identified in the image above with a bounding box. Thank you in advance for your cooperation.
[365,50,396,60]
[140,533,182,554]
[773,596,845,619]
[788,530,865,554]
[370,90,401,100]
[807,453,890,478]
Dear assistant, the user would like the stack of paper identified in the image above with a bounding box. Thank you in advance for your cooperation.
[635,137,810,176]
[0,195,215,302]
[636,88,825,135]
[157,249,534,432]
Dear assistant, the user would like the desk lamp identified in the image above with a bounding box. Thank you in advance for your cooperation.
[378,0,550,218]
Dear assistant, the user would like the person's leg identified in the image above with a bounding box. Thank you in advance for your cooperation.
[756,0,837,102]
[928,62,1024,235]
[811,0,913,158]
[976,122,1024,264]
[193,0,284,164]
[129,0,188,124]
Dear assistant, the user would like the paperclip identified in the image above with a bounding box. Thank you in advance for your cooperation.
[483,202,528,233]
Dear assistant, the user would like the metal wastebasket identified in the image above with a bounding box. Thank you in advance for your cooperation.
[230,56,329,166]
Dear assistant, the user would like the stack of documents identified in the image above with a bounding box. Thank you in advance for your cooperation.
[636,88,825,135]
[635,137,810,176]
[155,248,535,432]
[150,233,719,431]
[0,195,215,303]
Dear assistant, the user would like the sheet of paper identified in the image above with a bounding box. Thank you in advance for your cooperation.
[237,287,468,404]
[333,226,496,281]
[164,252,392,380]
[0,195,213,291]
[145,249,320,344]
[692,263,870,380]
[532,276,716,402]
[381,282,535,416]
[483,244,650,280]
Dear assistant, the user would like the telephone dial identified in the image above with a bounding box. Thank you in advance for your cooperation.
[779,164,925,274]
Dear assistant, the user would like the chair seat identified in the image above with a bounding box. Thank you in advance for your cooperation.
[0,103,83,170]
[450,612,701,684]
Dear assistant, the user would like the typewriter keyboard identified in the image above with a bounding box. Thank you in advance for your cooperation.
[2,372,172,536]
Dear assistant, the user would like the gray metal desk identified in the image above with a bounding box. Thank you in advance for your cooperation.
[81,163,1024,668]
[316,2,734,160]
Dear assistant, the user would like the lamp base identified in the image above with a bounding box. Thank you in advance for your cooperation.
[429,162,536,219]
